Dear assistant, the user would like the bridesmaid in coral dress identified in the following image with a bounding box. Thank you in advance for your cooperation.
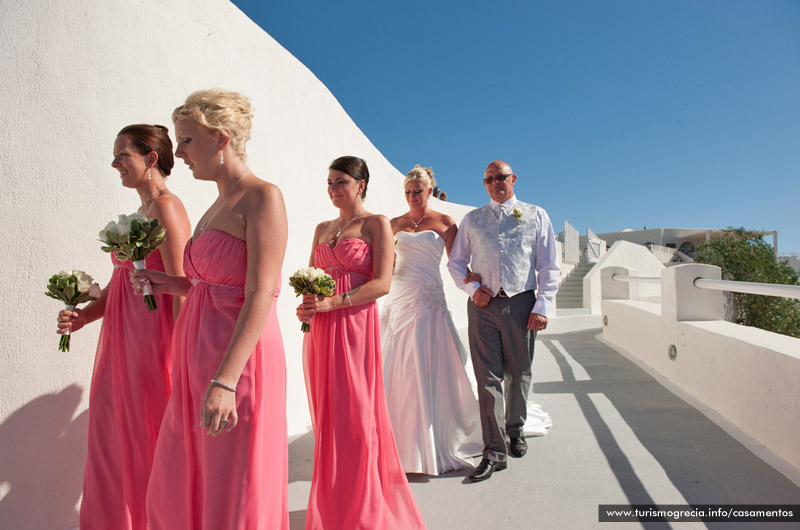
[131,89,289,529]
[297,156,426,530]
[57,124,191,530]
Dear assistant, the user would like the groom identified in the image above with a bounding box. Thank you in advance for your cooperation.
[448,160,560,482]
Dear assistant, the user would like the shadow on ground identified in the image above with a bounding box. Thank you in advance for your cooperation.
[534,329,800,529]
[287,326,800,529]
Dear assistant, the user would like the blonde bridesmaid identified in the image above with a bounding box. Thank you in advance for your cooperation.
[131,89,289,529]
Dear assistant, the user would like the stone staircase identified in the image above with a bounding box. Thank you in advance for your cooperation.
[556,262,594,310]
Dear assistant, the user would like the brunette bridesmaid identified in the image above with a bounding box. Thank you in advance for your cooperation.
[297,156,426,529]
[57,124,191,530]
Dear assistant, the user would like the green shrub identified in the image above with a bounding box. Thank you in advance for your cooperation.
[695,227,800,338]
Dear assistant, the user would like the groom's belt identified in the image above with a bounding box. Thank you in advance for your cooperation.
[496,288,534,299]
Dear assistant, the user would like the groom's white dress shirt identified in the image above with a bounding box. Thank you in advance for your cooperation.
[447,195,561,317]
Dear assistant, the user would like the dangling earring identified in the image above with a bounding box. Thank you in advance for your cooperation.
[219,152,224,165]
[148,169,152,181]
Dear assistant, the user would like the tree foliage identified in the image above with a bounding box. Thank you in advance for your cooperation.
[695,227,800,338]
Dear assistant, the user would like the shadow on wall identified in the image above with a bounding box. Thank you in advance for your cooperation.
[0,385,88,530]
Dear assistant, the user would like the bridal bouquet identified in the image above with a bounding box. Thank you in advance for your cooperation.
[99,213,166,312]
[45,270,102,352]
[289,267,336,332]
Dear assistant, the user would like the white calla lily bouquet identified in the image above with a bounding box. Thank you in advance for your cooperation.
[45,270,102,351]
[99,213,166,311]
[288,267,336,332]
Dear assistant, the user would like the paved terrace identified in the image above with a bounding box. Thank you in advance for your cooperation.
[287,316,800,529]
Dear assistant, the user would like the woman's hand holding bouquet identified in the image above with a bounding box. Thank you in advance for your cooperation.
[289,267,336,332]
[99,213,166,311]
[46,270,102,351]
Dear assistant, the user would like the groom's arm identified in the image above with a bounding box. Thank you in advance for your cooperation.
[447,215,481,298]
[531,208,561,318]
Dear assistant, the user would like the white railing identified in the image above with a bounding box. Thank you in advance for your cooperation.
[586,227,606,262]
[612,274,660,285]
[564,220,579,265]
[694,278,800,300]
[610,272,800,299]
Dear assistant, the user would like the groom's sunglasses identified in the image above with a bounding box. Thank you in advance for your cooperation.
[483,174,512,184]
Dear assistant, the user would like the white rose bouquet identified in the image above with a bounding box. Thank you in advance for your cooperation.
[288,267,336,332]
[99,213,166,312]
[45,270,102,351]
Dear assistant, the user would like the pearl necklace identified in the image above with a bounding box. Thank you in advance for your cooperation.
[411,210,427,231]
[199,171,251,232]
[336,209,364,238]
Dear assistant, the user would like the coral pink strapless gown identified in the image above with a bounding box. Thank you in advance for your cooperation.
[303,238,426,530]
[146,230,288,530]
[80,249,173,530]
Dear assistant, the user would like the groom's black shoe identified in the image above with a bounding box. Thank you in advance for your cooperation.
[469,458,507,482]
[509,435,527,458]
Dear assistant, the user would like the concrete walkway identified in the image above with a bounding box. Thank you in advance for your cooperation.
[287,316,800,529]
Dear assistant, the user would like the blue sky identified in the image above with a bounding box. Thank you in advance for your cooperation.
[231,0,800,253]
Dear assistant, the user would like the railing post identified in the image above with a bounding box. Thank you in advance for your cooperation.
[602,266,634,300]
[662,263,723,321]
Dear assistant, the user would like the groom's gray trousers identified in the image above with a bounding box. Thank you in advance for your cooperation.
[467,289,536,463]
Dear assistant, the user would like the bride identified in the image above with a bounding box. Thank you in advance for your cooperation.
[381,165,483,475]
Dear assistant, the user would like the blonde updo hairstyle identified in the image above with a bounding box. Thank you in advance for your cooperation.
[172,88,253,160]
[404,164,436,189]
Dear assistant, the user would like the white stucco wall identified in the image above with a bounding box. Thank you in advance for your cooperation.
[583,240,665,313]
[0,1,475,527]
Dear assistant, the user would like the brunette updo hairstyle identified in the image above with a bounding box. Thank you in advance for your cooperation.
[404,164,435,189]
[172,89,253,160]
[329,156,370,200]
[117,124,175,177]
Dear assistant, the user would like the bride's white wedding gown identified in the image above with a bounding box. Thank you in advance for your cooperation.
[381,230,482,475]
[382,230,553,475]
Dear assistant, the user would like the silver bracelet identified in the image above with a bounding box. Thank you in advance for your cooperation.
[210,379,236,392]
[345,293,352,306]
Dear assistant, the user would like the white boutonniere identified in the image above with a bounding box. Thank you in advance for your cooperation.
[511,207,523,224]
